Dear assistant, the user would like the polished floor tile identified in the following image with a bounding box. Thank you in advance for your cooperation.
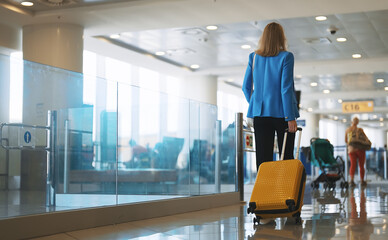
[31,178,388,240]
[0,191,184,219]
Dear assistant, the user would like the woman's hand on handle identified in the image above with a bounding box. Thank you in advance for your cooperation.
[288,120,297,133]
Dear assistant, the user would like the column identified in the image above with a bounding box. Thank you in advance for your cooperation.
[21,23,84,191]
[23,23,83,73]
[299,111,319,147]
[0,23,21,53]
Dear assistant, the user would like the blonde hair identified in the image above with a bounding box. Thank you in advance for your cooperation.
[255,22,287,57]
[352,117,359,126]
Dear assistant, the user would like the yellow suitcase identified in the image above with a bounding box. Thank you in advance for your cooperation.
[247,128,306,225]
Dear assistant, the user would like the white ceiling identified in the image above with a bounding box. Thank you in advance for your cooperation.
[1,0,388,128]
[95,10,388,72]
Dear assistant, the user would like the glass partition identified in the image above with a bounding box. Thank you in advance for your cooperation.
[116,84,192,201]
[0,53,237,219]
[218,107,239,190]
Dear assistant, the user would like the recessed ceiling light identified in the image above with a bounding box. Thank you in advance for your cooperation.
[190,64,200,69]
[307,108,313,112]
[373,115,378,119]
[295,75,302,78]
[377,78,384,83]
[380,123,384,127]
[241,44,251,49]
[310,82,318,87]
[342,119,347,123]
[155,51,165,56]
[109,34,120,39]
[334,116,338,120]
[206,25,218,30]
[336,37,347,42]
[225,78,234,82]
[352,54,362,59]
[338,99,343,103]
[21,1,33,6]
[380,118,384,122]
[385,87,388,91]
[315,16,327,21]
[323,89,330,94]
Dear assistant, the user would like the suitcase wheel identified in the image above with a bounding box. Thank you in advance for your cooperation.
[286,199,296,212]
[248,202,256,215]
[253,217,260,225]
[247,207,251,214]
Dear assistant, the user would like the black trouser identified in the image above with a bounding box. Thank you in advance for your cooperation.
[253,117,295,170]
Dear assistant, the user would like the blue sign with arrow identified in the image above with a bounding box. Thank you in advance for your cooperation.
[24,131,32,143]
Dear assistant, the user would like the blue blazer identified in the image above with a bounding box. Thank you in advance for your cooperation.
[242,51,300,121]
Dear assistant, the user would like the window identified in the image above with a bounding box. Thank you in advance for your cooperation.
[139,67,160,135]
[9,52,23,123]
[166,76,179,132]
[83,50,97,105]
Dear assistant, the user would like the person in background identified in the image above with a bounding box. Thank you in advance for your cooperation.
[128,139,149,168]
[345,117,367,187]
[242,22,300,171]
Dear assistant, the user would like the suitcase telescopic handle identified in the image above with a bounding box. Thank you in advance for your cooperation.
[280,127,303,161]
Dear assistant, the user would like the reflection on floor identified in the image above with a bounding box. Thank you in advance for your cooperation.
[31,177,388,239]
[0,185,236,219]
[0,191,184,219]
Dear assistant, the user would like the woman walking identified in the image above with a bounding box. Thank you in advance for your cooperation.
[242,22,300,170]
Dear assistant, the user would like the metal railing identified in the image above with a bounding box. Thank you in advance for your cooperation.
[235,113,244,202]
[335,146,388,181]
[0,138,9,190]
[0,111,57,206]
[385,150,387,180]
[215,120,222,193]
[0,123,50,150]
[235,112,256,202]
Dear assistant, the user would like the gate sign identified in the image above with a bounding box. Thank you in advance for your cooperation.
[24,131,32,143]
[245,133,253,149]
[18,127,35,147]
[342,101,374,113]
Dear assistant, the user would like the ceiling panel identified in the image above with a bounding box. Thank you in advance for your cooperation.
[213,32,247,44]
[367,49,388,58]
[336,12,369,22]
[342,22,377,35]
[366,11,388,21]
[378,31,388,43]
[371,19,388,31]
